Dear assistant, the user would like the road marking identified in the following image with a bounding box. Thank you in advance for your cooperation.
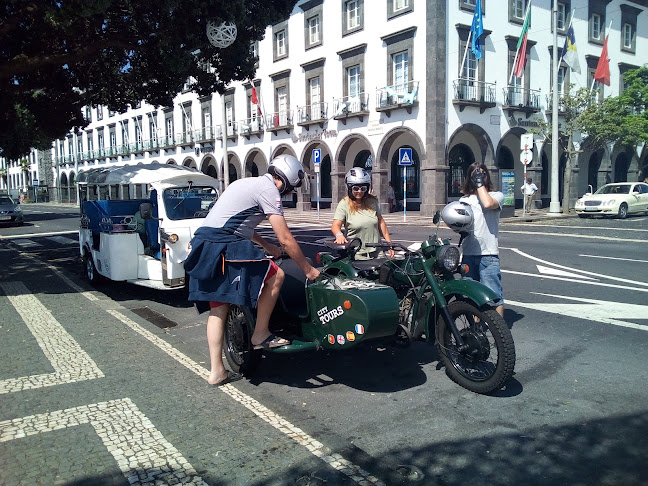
[0,281,104,394]
[506,223,648,232]
[9,238,43,248]
[507,248,648,288]
[0,398,208,486]
[499,230,647,243]
[502,270,648,293]
[507,293,648,332]
[105,308,384,485]
[536,264,597,280]
[578,254,648,264]
[49,235,78,245]
[0,230,79,240]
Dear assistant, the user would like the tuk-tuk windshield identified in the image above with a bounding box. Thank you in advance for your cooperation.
[163,186,218,220]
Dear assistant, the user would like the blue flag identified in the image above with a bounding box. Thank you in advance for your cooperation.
[470,0,484,59]
[560,23,581,74]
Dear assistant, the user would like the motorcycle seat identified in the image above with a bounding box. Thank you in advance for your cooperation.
[352,258,387,273]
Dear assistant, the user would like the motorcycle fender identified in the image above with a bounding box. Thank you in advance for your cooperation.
[439,279,500,308]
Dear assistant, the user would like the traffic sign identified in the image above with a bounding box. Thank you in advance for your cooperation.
[398,148,413,166]
[520,133,533,151]
[519,152,531,165]
[312,148,321,164]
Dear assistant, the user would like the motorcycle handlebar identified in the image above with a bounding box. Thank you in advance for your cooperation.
[364,241,412,253]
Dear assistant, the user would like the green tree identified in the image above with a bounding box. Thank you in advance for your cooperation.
[531,87,591,214]
[1,0,297,160]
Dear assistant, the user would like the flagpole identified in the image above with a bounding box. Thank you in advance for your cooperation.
[549,0,561,213]
[459,30,472,80]
[509,0,532,84]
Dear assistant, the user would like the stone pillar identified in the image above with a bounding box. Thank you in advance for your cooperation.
[372,168,390,214]
[421,0,447,217]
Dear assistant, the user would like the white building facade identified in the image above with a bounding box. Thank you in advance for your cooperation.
[37,0,648,213]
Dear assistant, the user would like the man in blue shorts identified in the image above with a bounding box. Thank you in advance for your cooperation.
[185,155,320,386]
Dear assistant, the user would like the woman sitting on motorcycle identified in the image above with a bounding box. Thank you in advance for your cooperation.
[331,168,395,260]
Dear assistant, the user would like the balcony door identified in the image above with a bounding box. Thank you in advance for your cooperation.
[309,77,321,120]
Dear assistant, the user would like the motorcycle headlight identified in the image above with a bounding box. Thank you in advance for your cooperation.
[436,246,460,272]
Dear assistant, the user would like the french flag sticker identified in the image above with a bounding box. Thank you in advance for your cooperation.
[337,335,345,345]
[355,324,365,335]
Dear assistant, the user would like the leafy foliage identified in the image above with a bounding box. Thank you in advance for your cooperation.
[0,0,297,159]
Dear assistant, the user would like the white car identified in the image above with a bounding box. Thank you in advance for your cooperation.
[574,182,648,219]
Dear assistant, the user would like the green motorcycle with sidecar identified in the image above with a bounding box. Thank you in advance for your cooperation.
[223,213,516,394]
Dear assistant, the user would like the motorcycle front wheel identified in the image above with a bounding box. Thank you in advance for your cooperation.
[224,305,262,375]
[436,301,516,394]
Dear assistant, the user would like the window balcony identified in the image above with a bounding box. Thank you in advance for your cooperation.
[332,93,369,125]
[544,92,568,116]
[143,139,161,151]
[160,135,176,149]
[117,145,130,156]
[175,131,194,146]
[297,102,329,130]
[266,110,294,134]
[239,117,264,140]
[106,146,118,157]
[94,147,107,158]
[194,126,215,143]
[452,79,497,114]
[375,81,419,117]
[502,86,542,118]
[215,122,239,141]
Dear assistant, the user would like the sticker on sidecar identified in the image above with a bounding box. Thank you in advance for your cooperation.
[355,324,365,335]
[327,334,335,344]
[317,305,344,324]
[337,335,345,345]
[346,331,355,342]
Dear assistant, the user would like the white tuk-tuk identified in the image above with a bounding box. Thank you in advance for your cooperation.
[77,163,219,290]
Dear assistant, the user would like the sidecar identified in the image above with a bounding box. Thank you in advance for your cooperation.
[223,258,400,373]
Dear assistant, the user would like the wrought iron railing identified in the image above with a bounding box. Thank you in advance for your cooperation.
[453,79,497,103]
[376,81,419,107]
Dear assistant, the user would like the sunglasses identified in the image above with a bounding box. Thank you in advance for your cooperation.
[351,185,368,192]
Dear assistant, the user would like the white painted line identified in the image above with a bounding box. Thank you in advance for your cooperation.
[536,264,598,280]
[507,248,648,288]
[0,230,78,240]
[502,269,648,293]
[10,239,43,248]
[49,235,78,245]
[578,254,648,264]
[0,398,209,486]
[507,223,648,232]
[507,294,648,332]
[0,281,104,394]
[105,309,385,485]
[499,229,647,243]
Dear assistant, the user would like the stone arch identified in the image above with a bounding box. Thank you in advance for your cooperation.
[200,154,219,178]
[271,144,297,159]
[244,149,267,178]
[166,159,177,165]
[228,153,242,183]
[182,156,197,169]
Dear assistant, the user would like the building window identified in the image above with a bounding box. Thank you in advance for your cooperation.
[388,0,413,19]
[276,30,286,57]
[348,65,361,98]
[619,4,639,53]
[512,0,525,20]
[393,51,409,92]
[110,132,116,149]
[622,23,632,49]
[589,12,602,42]
[309,16,320,44]
[343,0,363,35]
[97,106,103,121]
[165,117,173,141]
[557,2,566,31]
[309,77,322,119]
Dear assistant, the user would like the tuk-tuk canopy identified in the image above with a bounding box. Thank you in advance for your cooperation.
[76,163,216,186]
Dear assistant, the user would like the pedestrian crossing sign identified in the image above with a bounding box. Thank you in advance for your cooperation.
[398,148,413,166]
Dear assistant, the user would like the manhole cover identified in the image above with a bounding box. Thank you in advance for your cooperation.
[131,307,177,329]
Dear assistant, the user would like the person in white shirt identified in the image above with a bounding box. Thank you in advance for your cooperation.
[520,178,538,213]
[460,162,504,317]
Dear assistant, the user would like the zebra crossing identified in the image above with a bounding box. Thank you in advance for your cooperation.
[0,232,78,250]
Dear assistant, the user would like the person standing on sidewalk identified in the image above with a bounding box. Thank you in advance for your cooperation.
[185,155,320,386]
[460,162,505,318]
[520,177,538,214]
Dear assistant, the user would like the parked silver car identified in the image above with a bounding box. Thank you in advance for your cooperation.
[0,195,24,225]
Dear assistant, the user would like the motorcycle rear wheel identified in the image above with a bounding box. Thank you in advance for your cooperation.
[436,301,515,394]
[224,305,262,375]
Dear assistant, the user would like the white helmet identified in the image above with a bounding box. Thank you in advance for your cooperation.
[268,154,305,195]
[345,168,371,198]
[441,201,474,232]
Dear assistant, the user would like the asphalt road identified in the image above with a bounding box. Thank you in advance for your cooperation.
[1,203,647,485]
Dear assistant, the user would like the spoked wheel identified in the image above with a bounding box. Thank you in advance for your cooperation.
[224,305,261,375]
[436,301,515,394]
[83,253,102,284]
[617,203,628,219]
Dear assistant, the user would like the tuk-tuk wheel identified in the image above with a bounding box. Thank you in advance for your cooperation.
[224,305,261,375]
[83,253,102,284]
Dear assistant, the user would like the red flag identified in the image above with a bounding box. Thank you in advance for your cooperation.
[594,34,610,86]
[513,34,528,78]
[250,82,259,105]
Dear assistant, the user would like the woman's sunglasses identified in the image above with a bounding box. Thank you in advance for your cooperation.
[351,185,368,192]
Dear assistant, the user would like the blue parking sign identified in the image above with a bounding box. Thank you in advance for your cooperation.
[398,148,413,166]
[312,148,321,164]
